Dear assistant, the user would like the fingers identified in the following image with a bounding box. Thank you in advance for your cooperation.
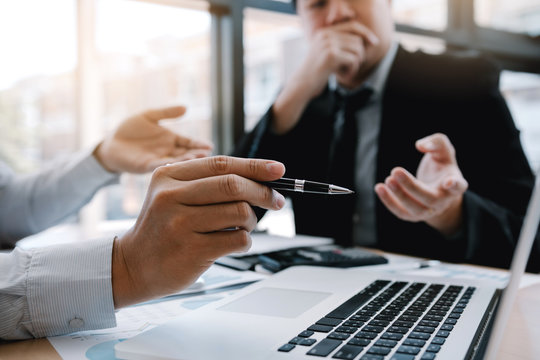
[175,134,214,151]
[171,174,286,211]
[146,149,211,169]
[331,21,379,46]
[415,133,456,163]
[374,183,425,221]
[375,167,468,222]
[441,176,469,194]
[200,230,253,258]
[165,156,286,182]
[143,106,187,123]
[386,168,437,210]
[185,202,259,233]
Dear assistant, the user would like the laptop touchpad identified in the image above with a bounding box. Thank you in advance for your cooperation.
[218,287,331,318]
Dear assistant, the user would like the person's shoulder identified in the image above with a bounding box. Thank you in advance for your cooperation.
[390,46,501,95]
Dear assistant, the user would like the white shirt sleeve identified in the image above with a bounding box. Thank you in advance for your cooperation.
[0,152,119,247]
[0,237,117,340]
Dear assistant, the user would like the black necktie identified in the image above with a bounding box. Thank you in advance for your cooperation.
[328,87,373,190]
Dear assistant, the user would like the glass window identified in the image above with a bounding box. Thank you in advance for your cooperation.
[95,0,212,220]
[475,0,540,36]
[500,71,540,171]
[392,0,447,32]
[243,8,303,131]
[0,0,77,173]
[396,32,446,55]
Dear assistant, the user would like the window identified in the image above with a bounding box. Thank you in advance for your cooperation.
[94,0,212,219]
[0,0,77,173]
[392,0,447,31]
[475,0,540,36]
[501,71,540,171]
[243,8,303,131]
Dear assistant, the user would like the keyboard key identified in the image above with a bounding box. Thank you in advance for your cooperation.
[367,346,391,355]
[308,324,334,333]
[318,317,344,326]
[414,326,436,334]
[328,332,351,340]
[307,338,342,357]
[355,331,378,339]
[396,345,421,355]
[431,337,446,345]
[360,355,385,360]
[289,337,303,344]
[440,324,454,331]
[408,332,430,340]
[347,338,371,347]
[393,320,415,328]
[362,325,385,333]
[343,320,365,328]
[336,326,358,334]
[332,344,364,359]
[326,294,372,320]
[421,352,437,360]
[299,330,315,338]
[388,326,409,334]
[299,338,318,346]
[436,330,450,338]
[403,338,426,347]
[374,339,397,348]
[427,344,441,352]
[380,332,403,341]
[368,319,390,327]
[278,343,295,352]
[419,320,439,328]
[390,354,415,360]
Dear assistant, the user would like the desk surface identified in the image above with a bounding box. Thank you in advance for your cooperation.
[1,280,540,359]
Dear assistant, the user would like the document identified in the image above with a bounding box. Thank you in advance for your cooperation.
[48,264,268,359]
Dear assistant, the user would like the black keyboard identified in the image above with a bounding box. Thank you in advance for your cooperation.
[277,280,475,359]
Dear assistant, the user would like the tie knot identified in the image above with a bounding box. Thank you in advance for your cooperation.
[335,86,374,113]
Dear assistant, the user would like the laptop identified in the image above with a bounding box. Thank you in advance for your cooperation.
[115,170,540,360]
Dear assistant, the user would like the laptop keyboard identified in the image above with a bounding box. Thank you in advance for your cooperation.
[277,280,475,360]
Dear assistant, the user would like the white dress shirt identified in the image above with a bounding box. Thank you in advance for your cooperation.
[0,152,119,339]
[329,42,399,247]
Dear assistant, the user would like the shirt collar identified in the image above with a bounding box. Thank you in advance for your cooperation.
[329,40,399,98]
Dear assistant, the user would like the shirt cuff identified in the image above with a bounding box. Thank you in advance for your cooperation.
[26,237,117,338]
[76,149,120,187]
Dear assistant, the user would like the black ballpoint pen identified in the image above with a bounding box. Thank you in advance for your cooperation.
[260,177,354,195]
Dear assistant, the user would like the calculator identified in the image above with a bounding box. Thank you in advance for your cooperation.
[258,246,388,273]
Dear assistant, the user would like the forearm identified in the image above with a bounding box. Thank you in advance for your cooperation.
[0,151,119,246]
[0,238,116,340]
[272,74,319,135]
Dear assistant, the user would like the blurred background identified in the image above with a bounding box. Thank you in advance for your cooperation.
[0,0,539,235]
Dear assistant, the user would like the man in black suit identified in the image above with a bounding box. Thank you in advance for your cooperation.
[234,0,539,271]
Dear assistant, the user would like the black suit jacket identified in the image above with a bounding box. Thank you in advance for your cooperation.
[234,46,539,272]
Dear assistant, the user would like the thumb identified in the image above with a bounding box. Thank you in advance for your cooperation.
[441,176,468,194]
[416,133,456,163]
[143,106,187,124]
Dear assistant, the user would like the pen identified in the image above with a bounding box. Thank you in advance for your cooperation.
[260,177,354,195]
